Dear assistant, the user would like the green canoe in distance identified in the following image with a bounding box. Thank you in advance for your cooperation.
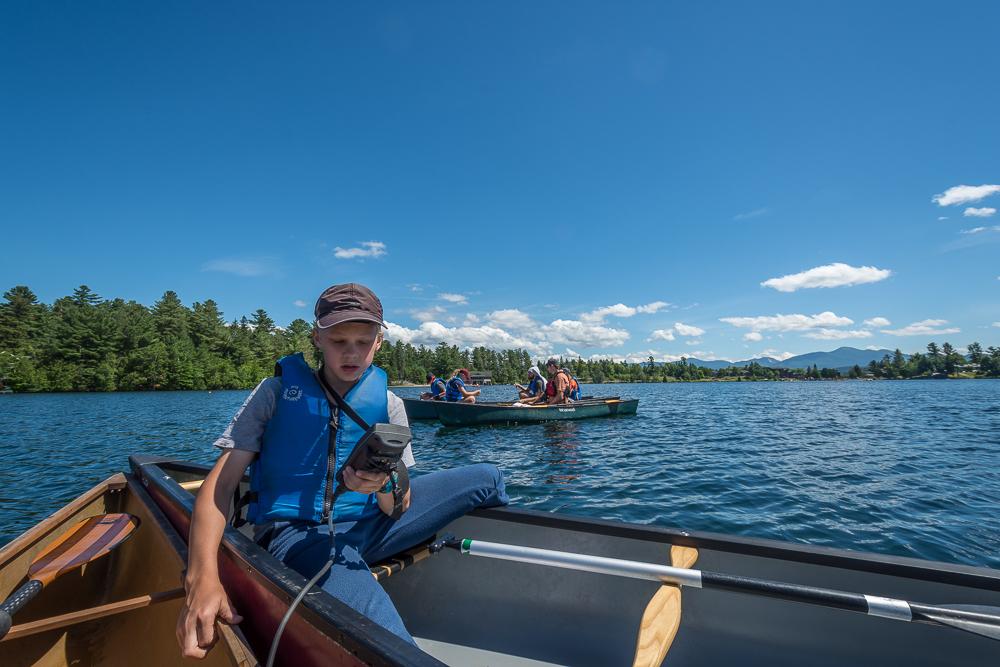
[436,397,639,426]
[401,397,446,420]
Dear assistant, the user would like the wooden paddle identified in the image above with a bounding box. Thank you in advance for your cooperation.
[633,545,699,667]
[0,513,139,639]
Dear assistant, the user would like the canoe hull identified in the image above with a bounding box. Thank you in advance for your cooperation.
[132,457,1000,667]
[130,456,440,667]
[0,474,256,667]
[400,398,444,420]
[436,398,639,426]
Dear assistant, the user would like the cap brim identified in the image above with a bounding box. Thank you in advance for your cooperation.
[315,312,385,329]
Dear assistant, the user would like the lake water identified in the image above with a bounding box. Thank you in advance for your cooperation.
[1,381,998,568]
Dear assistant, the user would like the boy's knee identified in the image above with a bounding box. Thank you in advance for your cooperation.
[468,462,502,486]
[466,463,508,506]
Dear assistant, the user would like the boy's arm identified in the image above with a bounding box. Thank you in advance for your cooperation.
[177,447,256,659]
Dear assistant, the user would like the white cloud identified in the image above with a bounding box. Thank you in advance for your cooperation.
[760,349,795,361]
[881,319,961,336]
[720,311,853,332]
[761,263,891,292]
[411,306,446,322]
[487,309,539,335]
[803,329,874,340]
[648,329,675,342]
[293,300,307,307]
[407,283,424,292]
[201,258,280,277]
[581,303,634,322]
[993,322,1000,328]
[438,292,468,304]
[964,207,997,218]
[588,350,689,364]
[961,227,988,235]
[743,331,763,342]
[463,313,480,326]
[864,317,891,328]
[581,301,668,322]
[674,322,705,336]
[637,301,670,314]
[684,339,702,346]
[938,216,949,221]
[933,184,1000,207]
[385,321,549,356]
[542,319,630,348]
[734,207,769,221]
[564,348,581,357]
[333,241,387,259]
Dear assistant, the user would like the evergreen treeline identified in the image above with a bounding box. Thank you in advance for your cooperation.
[0,285,315,391]
[861,342,1000,378]
[2,285,998,392]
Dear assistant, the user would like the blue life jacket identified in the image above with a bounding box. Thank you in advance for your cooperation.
[446,376,465,402]
[246,353,389,524]
[430,377,446,397]
[527,375,542,397]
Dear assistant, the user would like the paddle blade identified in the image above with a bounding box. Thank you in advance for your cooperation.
[919,605,1000,641]
[28,513,140,586]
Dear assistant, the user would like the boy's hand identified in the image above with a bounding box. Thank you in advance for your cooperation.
[343,465,390,494]
[177,577,243,659]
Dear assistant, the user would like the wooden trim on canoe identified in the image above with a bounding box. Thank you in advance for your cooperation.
[0,473,126,566]
[180,479,205,491]
[1,587,185,641]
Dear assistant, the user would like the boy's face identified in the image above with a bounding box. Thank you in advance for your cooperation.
[313,321,382,385]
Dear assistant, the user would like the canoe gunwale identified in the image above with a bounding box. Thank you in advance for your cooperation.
[129,455,445,667]
[0,473,128,566]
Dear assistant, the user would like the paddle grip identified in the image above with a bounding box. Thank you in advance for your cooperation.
[0,579,42,638]
[1,579,43,617]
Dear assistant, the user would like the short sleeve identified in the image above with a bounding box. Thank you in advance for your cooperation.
[387,391,416,468]
[213,377,281,453]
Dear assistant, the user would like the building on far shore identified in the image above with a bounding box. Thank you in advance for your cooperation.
[468,371,493,385]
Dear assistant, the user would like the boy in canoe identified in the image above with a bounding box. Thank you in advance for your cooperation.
[445,367,480,403]
[177,283,508,658]
[420,371,446,400]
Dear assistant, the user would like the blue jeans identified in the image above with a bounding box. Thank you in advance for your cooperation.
[265,463,508,644]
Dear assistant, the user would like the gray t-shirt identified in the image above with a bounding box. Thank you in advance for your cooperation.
[214,376,415,468]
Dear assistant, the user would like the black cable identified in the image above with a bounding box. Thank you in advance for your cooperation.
[265,509,337,667]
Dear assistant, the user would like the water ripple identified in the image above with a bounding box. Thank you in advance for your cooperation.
[1,381,998,569]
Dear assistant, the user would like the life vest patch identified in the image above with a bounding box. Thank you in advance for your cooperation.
[282,385,303,402]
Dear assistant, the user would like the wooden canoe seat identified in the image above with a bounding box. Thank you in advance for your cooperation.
[632,544,699,667]
[369,539,436,582]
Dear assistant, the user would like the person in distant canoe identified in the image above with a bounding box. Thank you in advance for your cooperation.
[515,366,547,400]
[176,283,508,658]
[446,368,480,403]
[541,358,580,405]
[421,372,446,401]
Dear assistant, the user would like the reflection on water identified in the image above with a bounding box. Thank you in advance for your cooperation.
[540,421,582,485]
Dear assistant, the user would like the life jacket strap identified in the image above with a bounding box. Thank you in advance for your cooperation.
[316,366,373,431]
[232,488,257,528]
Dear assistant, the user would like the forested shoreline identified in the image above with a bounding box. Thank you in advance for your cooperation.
[1,285,998,393]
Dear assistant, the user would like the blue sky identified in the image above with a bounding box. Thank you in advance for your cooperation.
[2,2,998,361]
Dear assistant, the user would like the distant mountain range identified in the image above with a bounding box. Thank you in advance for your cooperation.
[678,347,901,372]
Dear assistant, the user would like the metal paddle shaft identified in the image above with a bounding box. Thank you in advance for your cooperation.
[450,537,1000,642]
[0,513,140,640]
